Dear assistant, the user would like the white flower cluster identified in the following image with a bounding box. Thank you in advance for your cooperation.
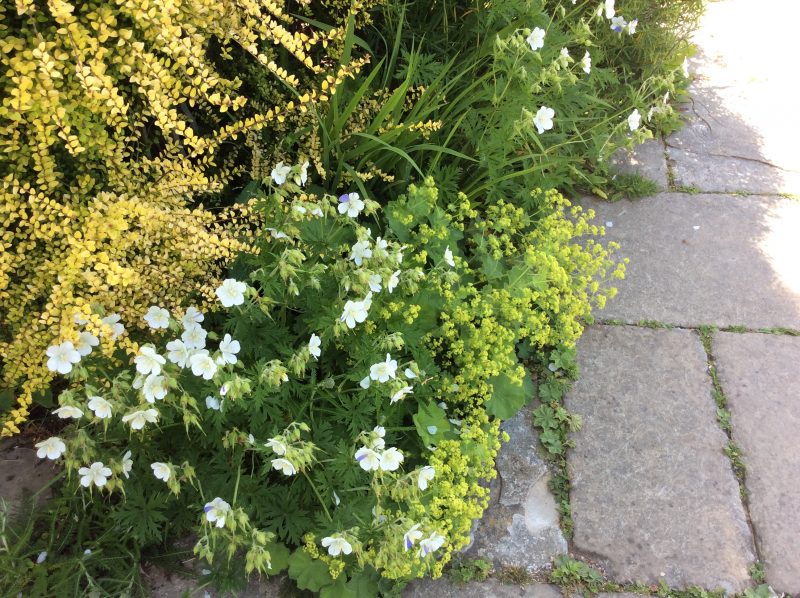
[354,426,404,472]
[45,313,124,375]
[271,160,310,187]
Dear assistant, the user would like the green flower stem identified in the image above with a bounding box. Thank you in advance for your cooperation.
[302,471,332,521]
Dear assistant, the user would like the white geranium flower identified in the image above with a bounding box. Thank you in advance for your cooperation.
[87,395,112,419]
[340,298,370,329]
[526,27,545,51]
[370,353,398,383]
[100,314,125,340]
[296,160,310,186]
[403,524,423,551]
[581,51,592,74]
[190,350,217,380]
[379,447,404,471]
[387,270,400,293]
[122,451,133,478]
[36,551,47,564]
[308,334,321,359]
[204,497,231,528]
[360,376,371,389]
[134,346,165,376]
[181,306,204,327]
[604,0,615,18]
[143,306,170,329]
[266,438,287,455]
[53,405,83,419]
[205,395,221,410]
[271,161,292,185]
[220,383,229,396]
[558,47,571,67]
[216,279,247,308]
[355,446,381,471]
[151,462,171,482]
[321,536,352,557]
[166,339,192,367]
[337,192,365,218]
[374,425,386,438]
[368,274,382,293]
[628,108,641,131]
[181,323,207,350]
[271,458,297,476]
[46,342,81,374]
[404,368,417,379]
[122,408,159,430]
[349,240,372,266]
[610,15,627,32]
[533,106,555,134]
[142,373,168,403]
[626,18,638,34]
[35,437,66,460]
[418,532,446,557]
[418,466,435,490]
[444,246,455,268]
[216,334,240,365]
[390,385,413,404]
[75,332,99,357]
[79,462,112,488]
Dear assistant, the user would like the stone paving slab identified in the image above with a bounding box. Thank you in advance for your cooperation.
[609,139,669,191]
[581,193,800,329]
[714,332,800,595]
[404,578,562,598]
[0,439,57,520]
[464,405,568,572]
[565,326,755,593]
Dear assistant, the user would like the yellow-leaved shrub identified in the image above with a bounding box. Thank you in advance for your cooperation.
[0,0,367,435]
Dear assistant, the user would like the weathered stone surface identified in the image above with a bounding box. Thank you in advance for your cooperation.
[581,193,800,329]
[464,406,567,572]
[145,565,283,597]
[0,439,57,519]
[404,578,562,598]
[714,332,800,594]
[566,326,755,592]
[609,139,669,191]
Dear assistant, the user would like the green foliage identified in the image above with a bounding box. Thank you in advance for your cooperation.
[447,556,492,585]
[550,555,604,591]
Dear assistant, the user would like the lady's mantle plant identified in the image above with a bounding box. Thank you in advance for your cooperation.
[37,168,623,593]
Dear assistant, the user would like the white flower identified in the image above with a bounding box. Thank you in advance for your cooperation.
[296,160,310,186]
[337,192,365,218]
[266,438,287,455]
[134,346,165,376]
[558,47,571,67]
[181,306,204,327]
[387,270,400,293]
[418,466,435,490]
[190,350,218,380]
[444,246,455,268]
[166,339,192,367]
[355,446,381,471]
[340,298,370,329]
[308,334,321,359]
[122,408,159,430]
[359,376,371,389]
[349,240,372,266]
[581,51,592,74]
[205,395,221,410]
[142,373,168,403]
[216,279,247,308]
[379,447,404,471]
[36,551,47,564]
[271,458,297,476]
[626,18,638,34]
[122,451,133,478]
[526,27,545,51]
[100,314,125,340]
[321,536,352,557]
[143,306,170,329]
[628,108,641,131]
[46,342,81,375]
[403,524,423,551]
[368,274,382,293]
[181,323,207,350]
[390,385,414,404]
[333,491,340,506]
[374,236,389,255]
[418,532,446,557]
[271,161,292,185]
[220,383,229,396]
[79,461,112,488]
[151,462,171,482]
[604,0,615,18]
[204,497,231,528]
[533,106,555,134]
[53,405,83,420]
[370,353,398,383]
[75,332,99,357]
[87,396,112,419]
[404,368,417,379]
[374,425,385,438]
[35,437,66,460]
[610,15,627,32]
[217,334,240,365]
